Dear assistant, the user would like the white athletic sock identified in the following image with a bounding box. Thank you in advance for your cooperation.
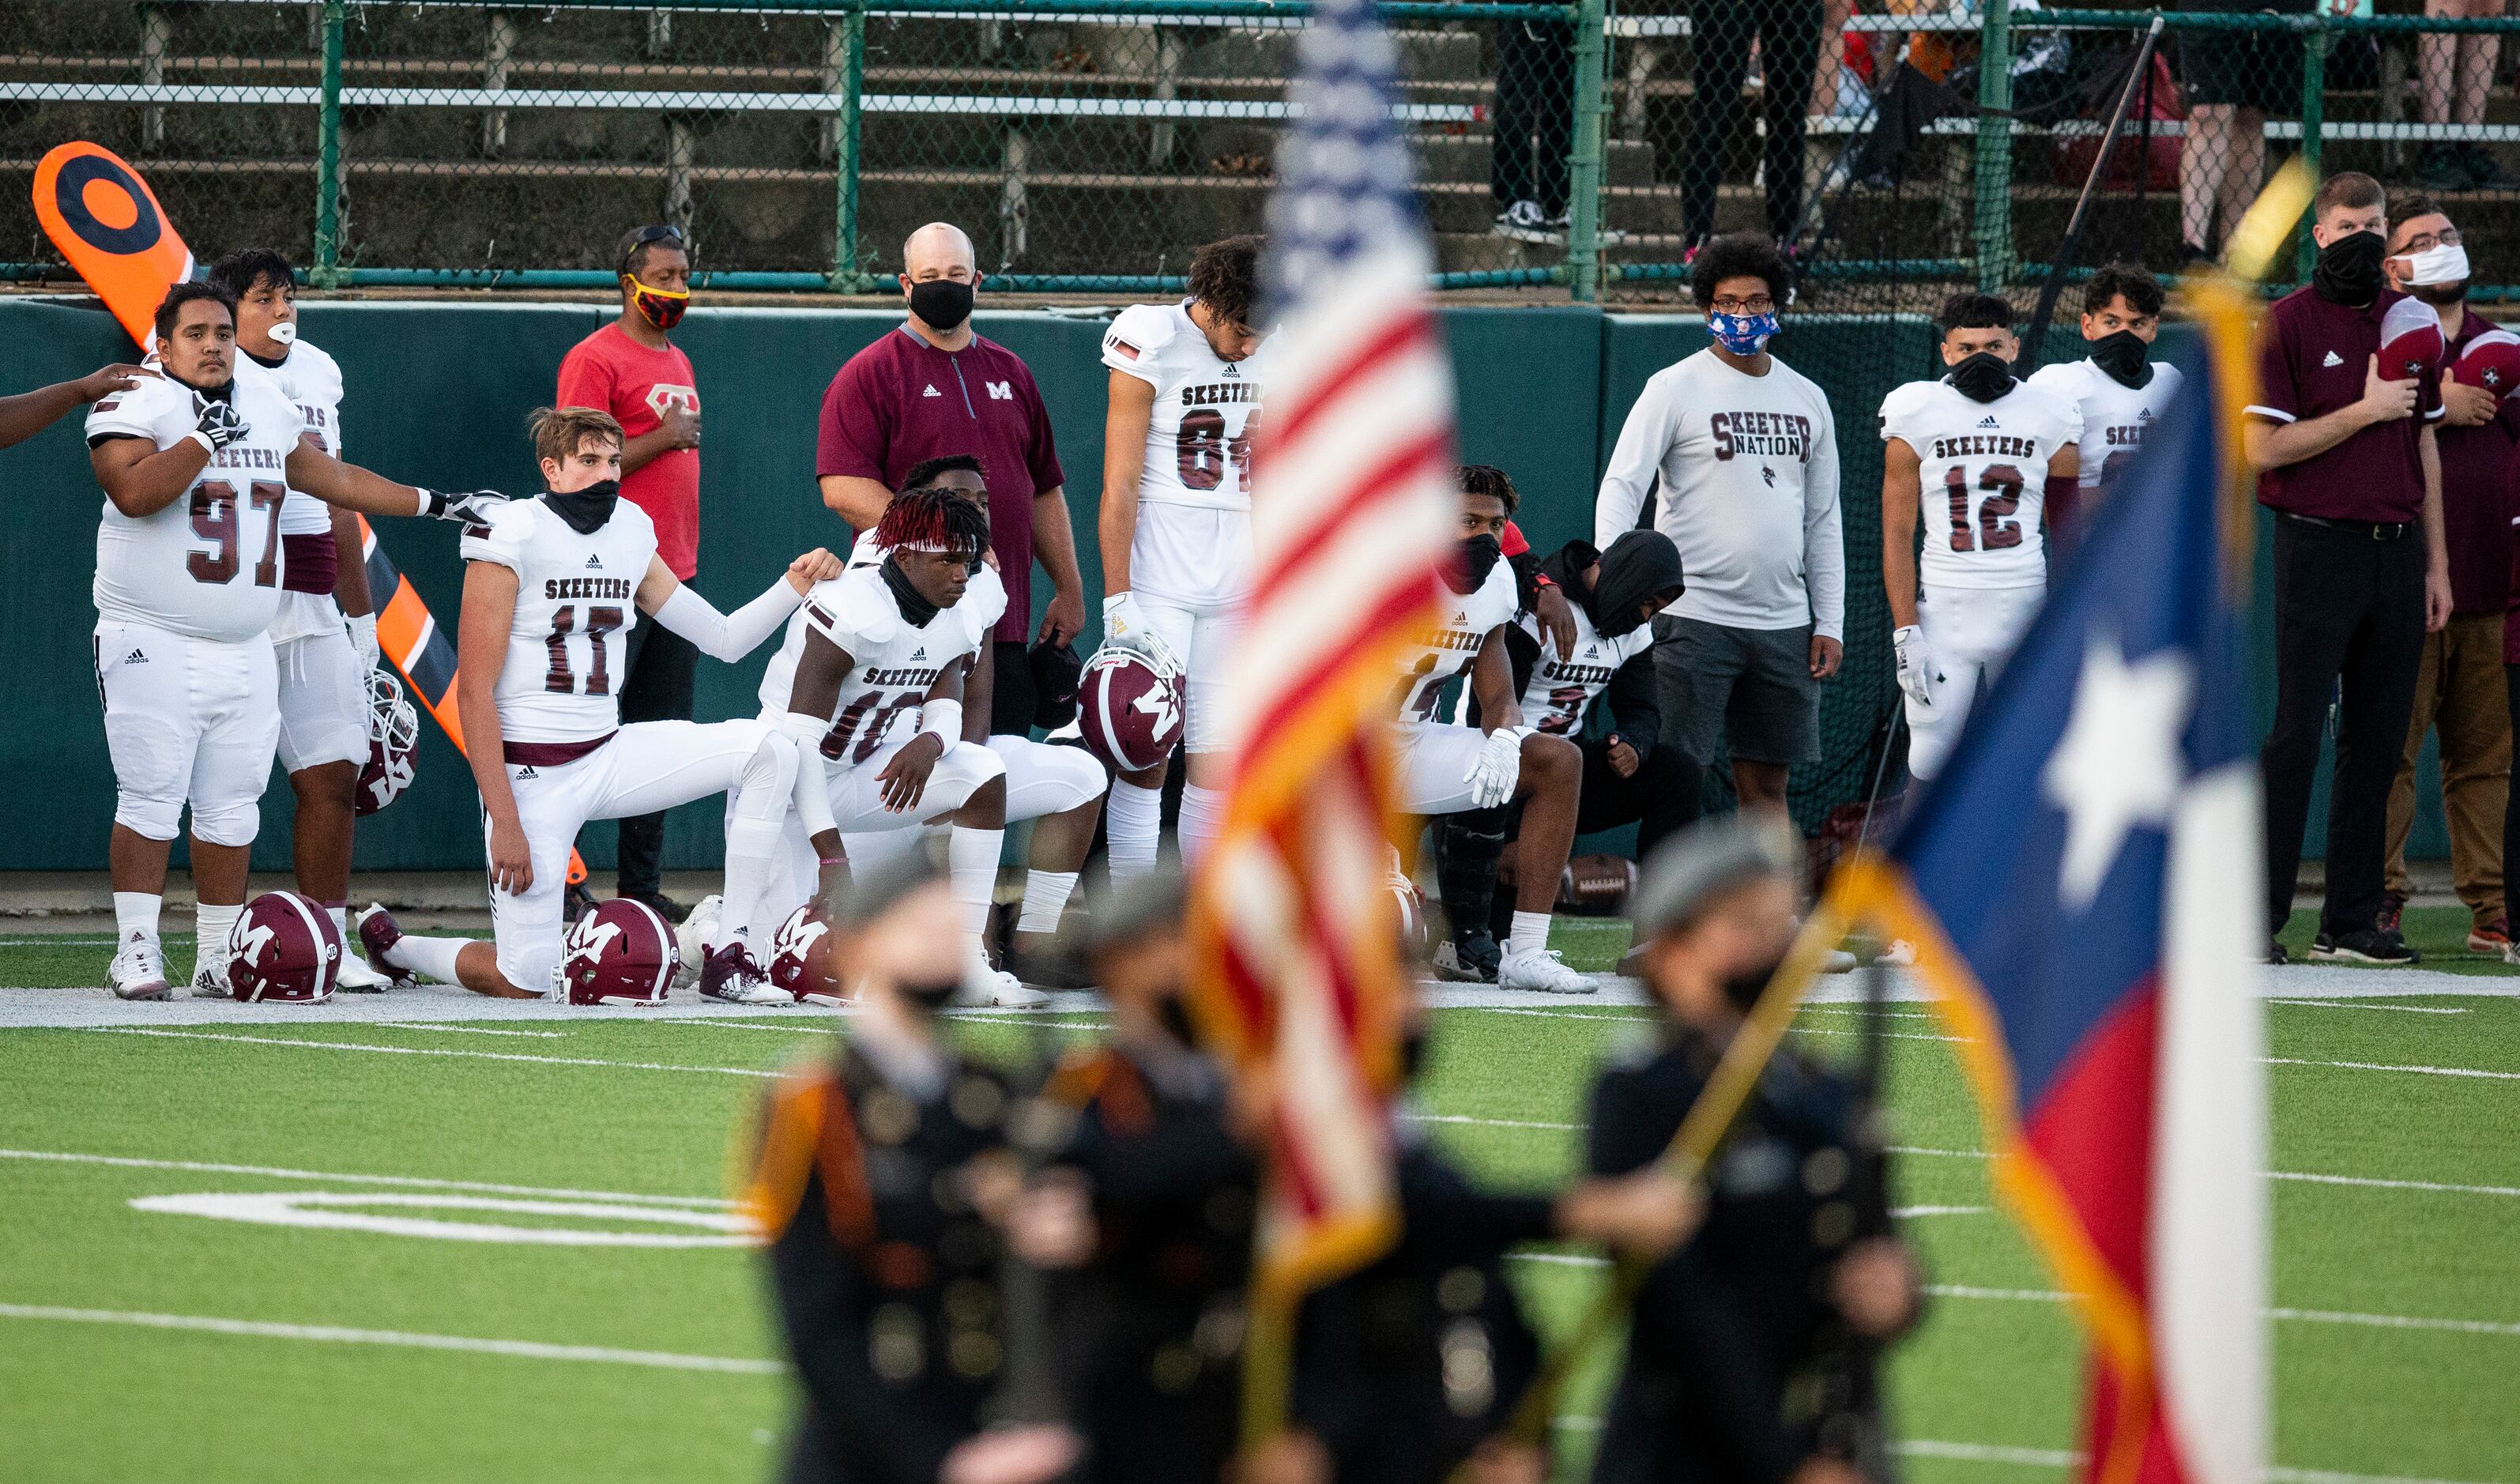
[384,933,469,986]
[194,902,242,965]
[948,827,1006,954]
[716,817,785,951]
[1106,781,1162,880]
[113,891,162,949]
[326,903,349,947]
[1015,870,1079,935]
[1177,782,1225,869]
[1507,910,1554,959]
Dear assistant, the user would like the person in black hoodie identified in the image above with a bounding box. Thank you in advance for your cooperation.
[1435,529,1693,982]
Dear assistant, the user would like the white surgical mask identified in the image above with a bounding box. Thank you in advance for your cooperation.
[2399,242,2470,287]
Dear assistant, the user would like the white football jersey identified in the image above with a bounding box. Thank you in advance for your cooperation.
[1101,301,1270,512]
[1878,376,2082,589]
[1392,560,1518,728]
[759,565,996,769]
[86,369,307,642]
[460,497,657,744]
[840,526,1012,630]
[1515,605,1656,737]
[242,338,347,535]
[2025,357,2183,492]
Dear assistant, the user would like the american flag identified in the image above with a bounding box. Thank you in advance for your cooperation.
[1187,0,1457,1316]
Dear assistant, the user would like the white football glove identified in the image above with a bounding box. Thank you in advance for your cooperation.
[1893,625,1941,708]
[1101,591,1178,669]
[1466,726,1529,809]
[347,612,381,671]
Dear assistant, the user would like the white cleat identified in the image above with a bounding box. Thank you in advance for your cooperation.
[1498,947,1597,995]
[1880,940,1916,967]
[1821,947,1859,974]
[954,966,1052,1009]
[106,941,171,1001]
[333,949,394,994]
[674,895,723,989]
[187,955,232,1001]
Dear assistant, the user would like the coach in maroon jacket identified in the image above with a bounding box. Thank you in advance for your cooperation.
[816,222,1086,735]
[2246,171,2454,967]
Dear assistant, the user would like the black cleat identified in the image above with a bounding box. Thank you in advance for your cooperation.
[2307,928,2419,966]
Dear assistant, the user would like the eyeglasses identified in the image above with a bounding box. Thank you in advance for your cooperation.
[620,224,685,273]
[2397,227,2462,254]
[1711,296,1776,316]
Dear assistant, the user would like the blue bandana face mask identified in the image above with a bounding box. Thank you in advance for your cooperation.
[1708,311,1780,356]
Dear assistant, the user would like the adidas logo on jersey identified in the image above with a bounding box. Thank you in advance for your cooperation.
[584,555,602,569]
[1583,643,1599,658]
[1222,363,1240,378]
[922,383,943,397]
[514,766,539,779]
[122,649,148,665]
[2323,349,2345,367]
[910,646,928,661]
[2138,407,2154,420]
[1976,415,2001,428]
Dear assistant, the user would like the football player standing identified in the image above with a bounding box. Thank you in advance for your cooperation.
[2023,262,2184,546]
[1095,235,1271,878]
[356,407,838,1003]
[205,247,393,989]
[87,282,487,999]
[1880,294,2083,782]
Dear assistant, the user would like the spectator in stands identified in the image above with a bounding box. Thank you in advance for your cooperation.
[1594,234,1843,823]
[0,363,149,450]
[2176,0,2306,262]
[2380,195,2512,952]
[1490,12,1576,243]
[2414,0,2518,190]
[554,223,706,923]
[817,222,1086,734]
[2247,171,2450,966]
[1683,0,1825,252]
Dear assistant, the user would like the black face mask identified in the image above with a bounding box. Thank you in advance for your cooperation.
[1446,533,1503,596]
[1948,352,2016,404]
[542,480,620,536]
[909,278,975,333]
[1720,953,1789,1014]
[897,975,961,1013]
[1588,531,1686,638]
[2314,230,2388,306]
[880,554,941,627]
[2088,330,2153,390]
[1155,992,1199,1048]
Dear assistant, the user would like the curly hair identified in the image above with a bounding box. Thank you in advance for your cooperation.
[900,454,987,496]
[1688,233,1791,311]
[876,484,993,556]
[1939,292,2015,335]
[1187,235,1264,326]
[1456,463,1521,515]
[2081,262,2164,319]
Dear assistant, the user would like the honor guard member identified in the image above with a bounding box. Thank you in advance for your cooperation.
[744,857,1081,1484]
[1288,1000,1700,1484]
[1015,869,1255,1484]
[1590,818,1922,1484]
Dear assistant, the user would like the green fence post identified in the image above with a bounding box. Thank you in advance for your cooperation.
[2295,13,2326,284]
[1566,0,1608,302]
[1972,0,2013,291]
[834,0,866,292]
[314,0,345,287]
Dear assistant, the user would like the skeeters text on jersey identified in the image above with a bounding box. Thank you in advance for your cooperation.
[759,564,1000,767]
[460,496,657,744]
[1878,376,2083,589]
[1514,601,1656,736]
[1100,301,1271,512]
[1392,560,1520,726]
[2024,356,2183,492]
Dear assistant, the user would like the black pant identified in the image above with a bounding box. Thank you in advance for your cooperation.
[1576,733,1702,858]
[1682,0,1825,244]
[2262,516,2428,938]
[2504,665,2520,934]
[1493,17,1576,215]
[990,638,1035,736]
[612,617,698,896]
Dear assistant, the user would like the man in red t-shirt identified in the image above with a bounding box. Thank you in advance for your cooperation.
[816,221,1085,735]
[553,224,705,922]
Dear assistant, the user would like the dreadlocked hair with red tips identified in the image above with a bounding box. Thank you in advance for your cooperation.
[876,485,991,556]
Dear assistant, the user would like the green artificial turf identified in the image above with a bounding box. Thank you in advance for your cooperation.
[4,923,2518,1483]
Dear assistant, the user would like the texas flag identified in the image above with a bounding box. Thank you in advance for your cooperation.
[1833,292,2268,1484]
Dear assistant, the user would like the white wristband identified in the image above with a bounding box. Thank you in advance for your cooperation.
[919,699,963,746]
[186,429,217,456]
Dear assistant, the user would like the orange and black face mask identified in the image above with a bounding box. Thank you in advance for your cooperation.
[626,277,688,330]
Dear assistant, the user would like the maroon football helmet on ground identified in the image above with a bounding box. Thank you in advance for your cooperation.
[224,891,345,1003]
[1078,645,1186,774]
[561,898,676,1006]
[357,669,420,816]
[768,902,841,1006]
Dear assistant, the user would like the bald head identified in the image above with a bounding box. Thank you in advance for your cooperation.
[902,223,976,281]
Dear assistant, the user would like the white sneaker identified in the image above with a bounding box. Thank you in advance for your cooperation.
[188,955,232,1001]
[1821,948,1858,974]
[954,966,1052,1009]
[674,895,723,989]
[333,950,394,993]
[1498,947,1596,995]
[1881,940,1916,966]
[107,940,171,1001]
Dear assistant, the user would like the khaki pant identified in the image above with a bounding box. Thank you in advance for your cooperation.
[2384,611,2512,926]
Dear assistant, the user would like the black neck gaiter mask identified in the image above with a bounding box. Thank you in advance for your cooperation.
[2314,230,2387,307]
[880,554,941,626]
[1446,533,1503,596]
[541,480,620,536]
[2088,330,2154,390]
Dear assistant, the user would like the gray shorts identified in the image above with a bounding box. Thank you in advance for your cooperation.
[1653,615,1821,767]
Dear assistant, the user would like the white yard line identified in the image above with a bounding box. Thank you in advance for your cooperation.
[2265,1057,2520,1082]
[2266,1000,2470,1016]
[1404,1112,1584,1132]
[370,1022,567,1039]
[2273,1170,2520,1200]
[0,1147,736,1207]
[0,1303,781,1374]
[1895,1440,2081,1468]
[1928,1285,2520,1339]
[85,1026,781,1079]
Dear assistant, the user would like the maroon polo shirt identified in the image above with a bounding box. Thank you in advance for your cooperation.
[2250,284,2443,524]
[2436,308,2520,614]
[816,324,1066,644]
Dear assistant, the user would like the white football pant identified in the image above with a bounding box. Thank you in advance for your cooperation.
[94,620,279,846]
[753,735,1008,932]
[1904,582,2044,782]
[272,597,368,774]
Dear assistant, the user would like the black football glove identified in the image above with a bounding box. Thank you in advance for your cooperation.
[191,393,250,452]
[421,489,510,525]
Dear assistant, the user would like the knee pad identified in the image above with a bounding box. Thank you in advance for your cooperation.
[921,740,1009,818]
[734,729,801,823]
[1183,676,1230,755]
[187,793,264,849]
[112,789,186,843]
[992,736,1109,821]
